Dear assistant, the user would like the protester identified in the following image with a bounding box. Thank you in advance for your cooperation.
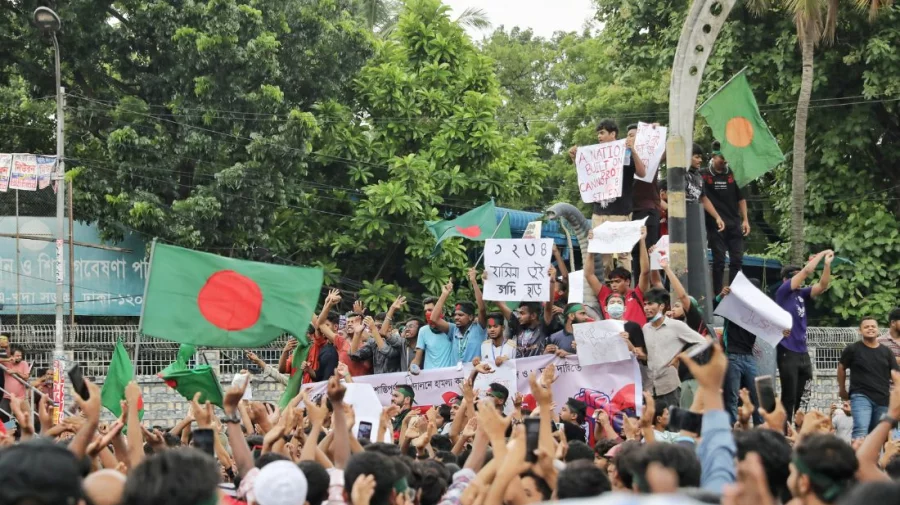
[397,318,423,372]
[702,146,750,295]
[429,271,487,366]
[497,300,551,358]
[776,249,834,421]
[569,118,647,273]
[0,345,30,423]
[628,123,661,281]
[546,303,590,357]
[838,316,899,440]
[715,283,764,425]
[876,307,900,363]
[413,297,453,370]
[585,227,651,325]
[475,312,516,366]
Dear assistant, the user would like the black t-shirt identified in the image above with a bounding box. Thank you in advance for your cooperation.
[624,321,646,356]
[317,344,338,383]
[702,167,744,227]
[508,316,549,358]
[593,161,636,216]
[679,304,709,381]
[685,168,705,203]
[840,342,899,406]
[724,320,756,355]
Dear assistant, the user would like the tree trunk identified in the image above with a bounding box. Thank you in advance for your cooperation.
[790,25,815,265]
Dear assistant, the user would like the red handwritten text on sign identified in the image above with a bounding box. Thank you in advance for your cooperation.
[575,140,627,204]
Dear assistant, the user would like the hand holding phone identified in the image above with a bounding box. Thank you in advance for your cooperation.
[524,418,540,463]
[357,421,373,441]
[755,375,777,414]
[67,362,89,401]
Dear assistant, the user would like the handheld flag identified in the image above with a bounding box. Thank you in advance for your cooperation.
[158,344,224,408]
[426,201,512,256]
[699,70,785,187]
[100,339,144,419]
[278,339,311,409]
[139,243,323,348]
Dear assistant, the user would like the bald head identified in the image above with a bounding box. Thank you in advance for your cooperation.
[84,469,127,505]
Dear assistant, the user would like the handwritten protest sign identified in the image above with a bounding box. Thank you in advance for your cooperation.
[588,217,648,254]
[634,122,667,182]
[575,140,627,204]
[0,154,11,192]
[9,154,38,191]
[473,360,518,414]
[714,272,792,347]
[37,156,55,190]
[522,221,542,239]
[649,235,670,270]
[573,320,632,366]
[484,238,553,302]
[567,270,585,304]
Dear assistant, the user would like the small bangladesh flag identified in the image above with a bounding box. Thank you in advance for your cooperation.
[698,69,785,187]
[139,243,323,348]
[158,344,224,408]
[100,339,144,419]
[426,201,511,256]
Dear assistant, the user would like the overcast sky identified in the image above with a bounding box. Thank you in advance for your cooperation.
[442,0,597,39]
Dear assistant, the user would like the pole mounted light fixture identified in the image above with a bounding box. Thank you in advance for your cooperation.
[33,6,61,33]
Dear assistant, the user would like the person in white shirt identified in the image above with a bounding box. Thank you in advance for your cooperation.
[831,401,853,442]
[474,312,516,367]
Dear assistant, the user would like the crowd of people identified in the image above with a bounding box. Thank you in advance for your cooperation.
[3,117,900,504]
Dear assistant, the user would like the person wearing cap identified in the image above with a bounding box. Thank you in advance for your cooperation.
[702,145,750,295]
[546,303,591,357]
[568,118,647,274]
[250,460,308,505]
[486,383,509,411]
[477,312,516,367]
[390,384,416,435]
[876,307,900,364]
[429,270,487,367]
[775,249,834,422]
[561,398,589,443]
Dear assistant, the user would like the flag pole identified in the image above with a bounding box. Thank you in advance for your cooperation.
[199,349,227,403]
[134,238,157,377]
[473,212,509,267]
[697,66,749,111]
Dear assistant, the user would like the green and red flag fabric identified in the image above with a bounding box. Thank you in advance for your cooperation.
[100,339,144,419]
[158,344,224,408]
[426,201,511,256]
[139,243,323,348]
[698,69,785,187]
[278,338,311,409]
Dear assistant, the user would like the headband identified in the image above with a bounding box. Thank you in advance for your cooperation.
[488,389,507,400]
[396,387,415,400]
[487,317,500,327]
[565,304,584,316]
[393,477,409,493]
[792,456,847,501]
[455,303,475,316]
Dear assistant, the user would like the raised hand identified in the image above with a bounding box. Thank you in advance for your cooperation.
[442,280,454,296]
[190,392,214,429]
[352,474,377,505]
[326,288,342,305]
[353,300,365,315]
[390,296,407,312]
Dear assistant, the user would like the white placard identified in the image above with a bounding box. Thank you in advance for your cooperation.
[231,372,253,400]
[37,156,55,190]
[9,154,37,191]
[649,235,670,270]
[573,320,632,366]
[0,153,11,192]
[633,122,667,183]
[470,360,518,414]
[567,270,585,304]
[575,140,627,204]
[713,272,792,348]
[588,217,648,254]
[484,238,553,302]
[522,221,542,239]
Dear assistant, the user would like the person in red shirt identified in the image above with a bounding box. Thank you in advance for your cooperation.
[585,227,651,325]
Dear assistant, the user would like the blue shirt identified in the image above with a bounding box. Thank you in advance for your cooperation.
[698,409,736,493]
[449,323,486,363]
[775,282,813,353]
[416,325,453,369]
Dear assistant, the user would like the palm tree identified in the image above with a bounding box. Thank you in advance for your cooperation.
[749,0,892,263]
[357,1,491,35]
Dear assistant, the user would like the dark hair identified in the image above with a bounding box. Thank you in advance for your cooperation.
[454,301,475,315]
[794,434,858,503]
[485,312,504,325]
[8,345,24,356]
[344,452,399,505]
[890,307,900,323]
[711,140,722,152]
[634,443,701,492]
[840,481,900,505]
[123,448,220,505]
[255,452,290,469]
[423,296,439,306]
[375,311,388,321]
[626,123,638,133]
[596,119,619,135]
[860,316,879,326]
[0,439,83,505]
[781,265,802,280]
[327,311,341,325]
[396,384,415,402]
[430,434,452,452]
[521,302,542,316]
[594,439,619,459]
[658,179,668,192]
[563,421,587,443]
[405,317,425,328]
[434,451,458,465]
[692,142,704,157]
[488,382,509,402]
[884,455,900,479]
[437,404,452,424]
[734,429,792,503]
[645,287,670,306]
[607,267,631,282]
[299,461,331,505]
[307,324,317,335]
[413,460,449,505]
[654,402,668,425]
[557,460,612,499]
[565,441,595,463]
[521,470,553,501]
[365,442,403,457]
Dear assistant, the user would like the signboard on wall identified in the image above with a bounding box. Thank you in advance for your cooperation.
[0,217,148,316]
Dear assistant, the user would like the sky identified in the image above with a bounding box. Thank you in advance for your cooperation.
[442,0,596,39]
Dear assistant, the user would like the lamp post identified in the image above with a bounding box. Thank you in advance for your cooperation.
[33,6,66,361]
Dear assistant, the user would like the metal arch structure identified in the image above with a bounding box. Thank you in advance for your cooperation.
[667,0,736,316]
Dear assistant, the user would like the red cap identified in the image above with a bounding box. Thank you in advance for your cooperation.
[442,392,462,405]
[520,394,536,412]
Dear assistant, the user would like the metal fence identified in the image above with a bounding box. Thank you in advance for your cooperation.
[1,324,864,379]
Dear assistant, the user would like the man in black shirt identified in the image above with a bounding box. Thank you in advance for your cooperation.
[838,316,899,440]
[569,118,647,274]
[716,283,764,426]
[702,148,750,294]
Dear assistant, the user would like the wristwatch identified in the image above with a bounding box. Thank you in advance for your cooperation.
[221,412,242,424]
[879,414,899,429]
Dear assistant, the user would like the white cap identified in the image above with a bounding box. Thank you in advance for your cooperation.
[252,461,308,505]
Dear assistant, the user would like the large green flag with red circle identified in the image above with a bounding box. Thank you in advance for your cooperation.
[426,201,511,256]
[139,243,323,348]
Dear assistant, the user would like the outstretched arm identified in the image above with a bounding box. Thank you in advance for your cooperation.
[430,281,453,334]
[811,251,834,298]
[469,268,487,328]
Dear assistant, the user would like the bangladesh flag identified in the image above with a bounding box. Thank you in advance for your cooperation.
[698,70,785,187]
[426,201,511,256]
[139,243,323,348]
[278,339,311,409]
[158,345,224,408]
[100,339,144,419]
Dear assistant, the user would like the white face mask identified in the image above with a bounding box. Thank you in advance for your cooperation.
[607,303,625,319]
[649,312,664,323]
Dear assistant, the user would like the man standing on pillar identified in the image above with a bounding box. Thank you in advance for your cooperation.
[569,119,647,273]
[702,146,750,294]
